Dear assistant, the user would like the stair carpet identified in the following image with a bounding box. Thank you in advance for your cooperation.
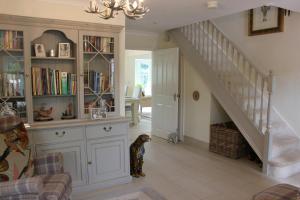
[178,23,300,179]
[221,70,300,179]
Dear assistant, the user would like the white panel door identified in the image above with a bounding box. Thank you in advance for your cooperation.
[35,141,87,187]
[87,136,127,184]
[152,48,179,139]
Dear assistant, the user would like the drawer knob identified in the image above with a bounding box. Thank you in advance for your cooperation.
[103,126,112,132]
[88,161,92,165]
[55,131,66,137]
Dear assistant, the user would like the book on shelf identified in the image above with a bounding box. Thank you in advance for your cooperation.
[0,72,24,97]
[84,70,110,94]
[61,72,68,95]
[0,74,2,96]
[83,35,114,53]
[71,74,77,95]
[0,30,23,50]
[31,66,77,96]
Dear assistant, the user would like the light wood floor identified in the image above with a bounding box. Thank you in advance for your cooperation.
[74,119,298,200]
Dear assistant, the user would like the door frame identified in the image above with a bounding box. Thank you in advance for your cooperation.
[125,48,185,141]
[178,52,185,142]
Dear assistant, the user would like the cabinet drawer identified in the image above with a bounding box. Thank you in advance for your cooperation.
[31,127,84,144]
[86,123,128,139]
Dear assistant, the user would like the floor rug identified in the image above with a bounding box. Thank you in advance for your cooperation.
[104,187,166,200]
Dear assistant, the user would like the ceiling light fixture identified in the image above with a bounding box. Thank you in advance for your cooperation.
[85,0,150,20]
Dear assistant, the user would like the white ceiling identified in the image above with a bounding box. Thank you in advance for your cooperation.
[38,0,300,32]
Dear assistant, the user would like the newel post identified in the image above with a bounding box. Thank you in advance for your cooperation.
[263,70,273,175]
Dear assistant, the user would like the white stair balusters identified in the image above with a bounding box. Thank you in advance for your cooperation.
[180,20,273,171]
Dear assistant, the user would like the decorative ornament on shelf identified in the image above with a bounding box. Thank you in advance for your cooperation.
[34,105,53,122]
[85,0,150,20]
[61,103,76,120]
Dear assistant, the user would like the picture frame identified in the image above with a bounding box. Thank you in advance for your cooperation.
[90,108,107,120]
[34,44,46,57]
[249,6,284,36]
[58,43,71,58]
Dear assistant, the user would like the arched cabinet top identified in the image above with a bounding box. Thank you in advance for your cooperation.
[29,27,78,44]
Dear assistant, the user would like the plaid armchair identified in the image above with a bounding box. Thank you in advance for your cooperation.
[0,152,72,200]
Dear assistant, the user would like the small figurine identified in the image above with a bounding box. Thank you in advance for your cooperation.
[130,134,151,178]
[34,105,53,121]
[167,132,178,144]
[61,103,76,120]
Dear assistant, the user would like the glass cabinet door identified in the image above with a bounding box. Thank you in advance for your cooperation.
[0,29,26,121]
[82,34,116,117]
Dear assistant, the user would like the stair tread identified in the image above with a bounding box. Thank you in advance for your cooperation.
[269,149,300,167]
[272,134,299,148]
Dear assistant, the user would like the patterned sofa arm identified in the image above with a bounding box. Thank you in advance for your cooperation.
[0,176,43,197]
[34,152,64,175]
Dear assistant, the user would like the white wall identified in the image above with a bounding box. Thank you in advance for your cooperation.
[126,30,159,50]
[119,28,126,116]
[126,30,177,50]
[210,96,230,124]
[213,11,300,136]
[182,57,212,143]
[125,50,152,96]
[0,0,125,26]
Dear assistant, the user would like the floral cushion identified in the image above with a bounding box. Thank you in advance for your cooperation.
[0,116,34,182]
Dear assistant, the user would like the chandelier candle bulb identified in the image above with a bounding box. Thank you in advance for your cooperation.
[207,1,218,9]
[139,0,144,7]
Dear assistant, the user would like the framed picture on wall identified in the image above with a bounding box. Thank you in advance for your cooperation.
[249,6,284,36]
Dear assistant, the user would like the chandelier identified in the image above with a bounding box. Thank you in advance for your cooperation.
[85,0,150,20]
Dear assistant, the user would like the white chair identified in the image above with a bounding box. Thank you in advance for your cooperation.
[124,85,129,97]
[132,86,142,99]
[125,86,142,124]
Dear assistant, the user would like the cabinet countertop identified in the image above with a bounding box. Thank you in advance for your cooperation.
[26,117,130,131]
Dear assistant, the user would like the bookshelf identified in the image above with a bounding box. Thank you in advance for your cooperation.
[31,30,78,122]
[0,29,27,121]
[0,17,121,125]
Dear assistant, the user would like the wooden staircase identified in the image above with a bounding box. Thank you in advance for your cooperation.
[169,21,300,178]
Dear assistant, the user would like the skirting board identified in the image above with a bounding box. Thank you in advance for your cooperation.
[184,136,209,149]
[72,176,132,195]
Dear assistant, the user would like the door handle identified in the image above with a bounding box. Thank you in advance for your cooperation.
[173,93,180,101]
[55,131,66,137]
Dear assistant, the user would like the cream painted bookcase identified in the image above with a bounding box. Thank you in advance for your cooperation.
[0,15,131,190]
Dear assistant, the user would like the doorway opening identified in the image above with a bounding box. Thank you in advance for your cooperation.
[125,50,152,138]
[125,48,180,141]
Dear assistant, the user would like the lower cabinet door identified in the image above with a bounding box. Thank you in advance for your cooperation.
[35,141,87,187]
[87,136,128,184]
